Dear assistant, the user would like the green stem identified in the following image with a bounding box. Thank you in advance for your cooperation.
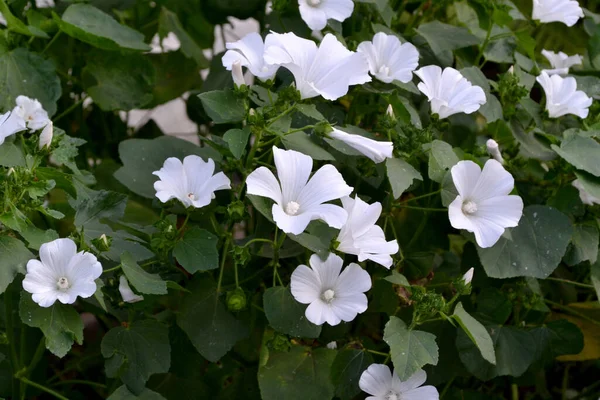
[178,213,191,234]
[440,377,454,399]
[53,98,84,123]
[545,299,600,327]
[102,265,122,274]
[25,339,46,376]
[395,189,442,205]
[511,383,519,400]
[5,291,20,378]
[365,349,389,357]
[241,237,274,248]
[475,22,493,66]
[18,377,68,400]
[51,380,107,389]
[266,104,296,127]
[545,277,594,289]
[216,237,232,294]
[245,128,264,170]
[284,125,315,135]
[396,205,447,212]
[42,31,61,54]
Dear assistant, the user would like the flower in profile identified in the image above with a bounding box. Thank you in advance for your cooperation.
[532,0,584,27]
[290,253,371,326]
[246,147,353,235]
[336,196,398,268]
[486,139,504,164]
[298,0,354,31]
[222,32,279,82]
[22,238,102,308]
[415,66,486,119]
[359,365,439,400]
[119,275,144,303]
[448,160,524,248]
[357,32,419,84]
[541,49,583,76]
[153,155,231,209]
[264,32,370,100]
[0,110,26,145]
[14,95,50,131]
[328,127,393,163]
[536,71,592,118]
[39,121,53,149]
[572,179,600,206]
[231,60,247,88]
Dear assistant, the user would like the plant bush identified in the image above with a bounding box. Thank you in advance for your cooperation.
[1,0,600,399]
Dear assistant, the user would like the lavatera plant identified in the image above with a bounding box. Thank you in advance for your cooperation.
[0,0,599,399]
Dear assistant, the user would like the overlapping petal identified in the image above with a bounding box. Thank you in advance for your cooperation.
[298,0,354,31]
[357,32,419,84]
[536,71,592,118]
[541,49,582,75]
[222,32,279,81]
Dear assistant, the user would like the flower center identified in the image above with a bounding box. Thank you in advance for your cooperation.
[285,201,300,215]
[385,391,399,400]
[57,277,70,290]
[378,65,390,76]
[187,192,196,201]
[307,0,321,6]
[462,200,478,215]
[261,66,269,72]
[321,289,335,303]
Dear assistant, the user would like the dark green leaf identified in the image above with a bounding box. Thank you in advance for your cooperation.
[552,134,600,177]
[158,7,208,66]
[198,90,246,124]
[36,167,76,197]
[263,286,321,338]
[386,158,422,199]
[0,141,26,167]
[147,52,203,107]
[0,236,33,294]
[385,271,411,286]
[0,0,48,38]
[223,127,250,159]
[427,140,459,183]
[107,385,166,400]
[74,190,127,227]
[173,227,219,273]
[330,349,373,400]
[121,252,167,295]
[282,131,335,161]
[416,21,480,55]
[452,302,496,365]
[564,224,599,266]
[19,226,59,250]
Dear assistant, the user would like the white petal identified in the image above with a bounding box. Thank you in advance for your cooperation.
[297,164,353,210]
[335,263,372,295]
[39,121,53,149]
[298,2,328,30]
[291,264,321,304]
[448,196,476,231]
[182,156,231,208]
[119,275,144,303]
[272,204,313,235]
[396,370,427,392]
[330,293,367,322]
[0,110,26,145]
[246,166,283,205]
[305,203,348,229]
[533,0,583,26]
[153,157,189,206]
[329,128,393,163]
[471,216,507,248]
[319,0,354,21]
[31,291,60,308]
[476,195,524,228]
[471,159,515,201]
[400,386,439,400]
[311,253,343,288]
[274,146,313,204]
[22,259,56,295]
[415,65,442,101]
[305,300,340,325]
[359,364,393,397]
[451,160,482,199]
[39,238,78,277]
[222,32,278,80]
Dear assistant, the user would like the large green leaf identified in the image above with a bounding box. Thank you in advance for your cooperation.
[386,158,422,199]
[477,206,573,279]
[19,293,84,358]
[330,349,374,400]
[121,252,167,295]
[173,227,219,273]
[74,189,127,228]
[101,320,171,395]
[552,134,600,177]
[416,21,480,55]
[564,224,599,266]
[223,127,251,160]
[108,385,166,400]
[282,132,335,161]
[55,4,150,51]
[158,7,208,66]
[452,303,496,365]
[0,236,33,294]
[383,316,439,380]
[176,277,247,362]
[427,140,459,183]
[197,90,246,124]
[258,346,336,400]
[0,141,26,167]
[148,52,203,107]
[263,286,321,338]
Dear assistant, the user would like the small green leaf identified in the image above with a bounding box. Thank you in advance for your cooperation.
[427,140,459,183]
[452,302,496,365]
[386,158,422,199]
[0,236,33,294]
[198,90,246,124]
[416,21,480,55]
[552,134,600,177]
[282,131,335,161]
[121,252,167,295]
[74,190,128,228]
[173,227,219,273]
[384,271,410,287]
[223,128,251,159]
[19,226,59,250]
[107,385,166,400]
[36,167,76,197]
[247,194,274,222]
[564,224,599,266]
[263,286,321,338]
[330,349,374,400]
[0,141,26,167]
[295,104,325,121]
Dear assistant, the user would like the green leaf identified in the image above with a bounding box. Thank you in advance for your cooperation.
[0,48,61,115]
[416,21,480,55]
[531,319,584,361]
[258,346,336,400]
[148,52,203,107]
[173,227,219,273]
[19,226,59,250]
[223,127,251,160]
[263,286,321,338]
[158,7,208,66]
[383,316,439,380]
[121,252,167,295]
[198,90,246,124]
[101,320,171,395]
[427,140,459,183]
[295,104,325,121]
[56,4,150,51]
[0,0,48,38]
[552,134,600,177]
[386,158,423,199]
[247,194,274,222]
[288,221,337,258]
[330,349,374,400]
[574,171,600,200]
[115,136,221,198]
[176,277,248,362]
[35,167,77,197]
[0,236,33,294]
[384,271,411,286]
[452,302,496,365]
[74,190,128,228]
[0,141,26,167]
[459,66,503,123]
[477,205,573,279]
[19,293,83,358]
[52,129,87,171]
[108,385,166,400]
[564,224,599,266]
[282,131,335,161]
[591,257,600,302]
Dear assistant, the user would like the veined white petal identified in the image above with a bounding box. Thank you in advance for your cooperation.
[396,370,428,392]
[298,0,354,30]
[359,364,394,397]
[399,386,440,400]
[222,32,279,81]
[329,128,393,163]
[246,167,283,205]
[470,216,507,248]
[0,110,27,145]
[297,164,353,210]
[357,32,419,84]
[274,146,313,204]
[537,71,592,118]
[532,0,583,27]
[451,160,482,199]
[471,159,515,201]
[305,203,348,229]
[541,49,582,76]
[290,264,321,304]
[272,205,314,235]
[335,263,371,295]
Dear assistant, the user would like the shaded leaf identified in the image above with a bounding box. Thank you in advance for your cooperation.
[121,252,167,295]
[453,302,496,365]
[0,236,33,294]
[263,286,321,338]
[386,158,422,199]
[552,134,600,177]
[198,90,246,124]
[223,127,250,159]
[330,349,373,400]
[173,227,219,273]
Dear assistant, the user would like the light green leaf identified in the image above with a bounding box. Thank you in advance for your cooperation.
[574,171,600,200]
[263,286,321,338]
[19,293,84,358]
[477,206,573,279]
[552,134,600,177]
[0,236,33,294]
[383,316,439,380]
[0,141,26,167]
[36,167,77,197]
[295,104,325,121]
[384,271,410,286]
[386,158,422,199]
[564,224,599,265]
[173,227,219,273]
[19,227,59,250]
[74,190,128,228]
[223,127,250,159]
[453,302,496,365]
[0,0,48,38]
[282,131,335,161]
[158,7,208,66]
[416,21,480,55]
[101,320,171,395]
[427,140,459,183]
[330,349,374,400]
[107,385,166,400]
[198,90,246,124]
[121,252,167,295]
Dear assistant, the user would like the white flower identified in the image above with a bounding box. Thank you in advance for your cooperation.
[336,196,399,268]
[448,160,524,248]
[572,179,600,206]
[328,127,393,163]
[153,155,231,209]
[415,66,486,119]
[359,365,439,400]
[246,146,353,235]
[532,0,583,27]
[0,110,26,145]
[22,238,102,308]
[264,32,371,100]
[222,32,279,82]
[14,95,50,131]
[541,49,583,76]
[290,253,371,326]
[486,139,504,164]
[357,32,419,84]
[536,71,592,118]
[231,60,247,88]
[462,267,474,285]
[119,275,144,303]
[298,0,354,31]
[39,121,53,149]
[326,341,338,349]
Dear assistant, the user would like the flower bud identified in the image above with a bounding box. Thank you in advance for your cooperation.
[92,234,112,252]
[7,167,15,176]
[386,104,395,120]
[226,287,247,312]
[462,267,474,285]
[232,60,246,88]
[326,341,337,349]
[486,139,504,164]
[227,200,246,222]
[39,121,53,149]
[508,65,514,74]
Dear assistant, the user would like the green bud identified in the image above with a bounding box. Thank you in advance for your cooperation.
[227,200,246,222]
[269,333,291,352]
[314,121,333,136]
[226,288,247,312]
[233,245,252,267]
[91,234,112,252]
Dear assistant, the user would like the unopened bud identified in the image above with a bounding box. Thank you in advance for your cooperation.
[486,139,504,164]
[249,108,256,116]
[386,104,395,120]
[508,65,514,74]
[7,167,15,176]
[92,234,112,252]
[39,121,53,149]
[326,341,337,349]
[462,268,474,285]
[232,60,246,88]
[226,287,247,312]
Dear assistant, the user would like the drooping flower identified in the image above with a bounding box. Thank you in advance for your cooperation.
[532,0,584,27]
[462,267,474,285]
[572,179,600,206]
[290,253,371,326]
[222,32,279,82]
[486,139,504,164]
[39,121,53,149]
[264,32,371,100]
[541,49,583,76]
[414,66,486,119]
[328,127,393,163]
[246,146,353,235]
[536,71,592,118]
[119,275,144,303]
[336,196,399,268]
[0,110,26,145]
[22,238,102,308]
[357,32,419,84]
[359,365,439,400]
[231,60,247,88]
[448,159,524,248]
[298,0,354,31]
[153,155,231,209]
[14,95,50,131]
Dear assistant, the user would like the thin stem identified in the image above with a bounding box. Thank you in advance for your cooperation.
[284,125,315,135]
[42,31,61,54]
[53,98,84,123]
[545,299,600,327]
[18,377,68,400]
[241,237,274,248]
[216,237,231,294]
[178,213,191,234]
[266,104,296,127]
[395,189,442,205]
[395,205,446,212]
[511,383,519,400]
[102,265,121,274]
[475,22,493,66]
[545,277,594,289]
[51,380,107,389]
[365,349,389,357]
[234,262,239,288]
[245,128,264,169]
[440,377,454,399]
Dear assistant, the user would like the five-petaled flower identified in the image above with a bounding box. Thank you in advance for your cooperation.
[14,95,51,131]
[153,155,231,209]
[532,0,583,27]
[448,159,524,248]
[290,253,371,326]
[222,32,279,82]
[357,32,420,84]
[23,238,102,308]
[298,0,354,31]
[359,365,439,400]
[415,66,486,119]
[0,110,26,145]
[246,146,353,235]
[328,127,393,163]
[536,71,592,118]
[541,49,583,76]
